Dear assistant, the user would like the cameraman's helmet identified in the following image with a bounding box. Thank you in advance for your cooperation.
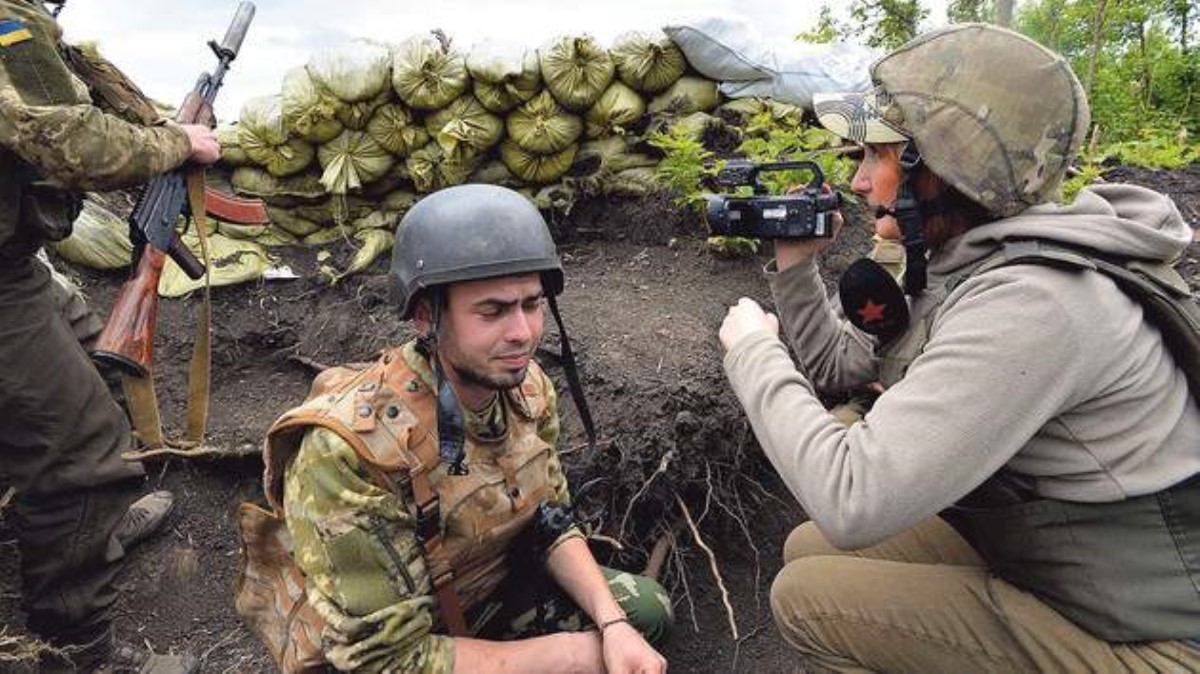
[390,184,564,318]
[813,23,1090,217]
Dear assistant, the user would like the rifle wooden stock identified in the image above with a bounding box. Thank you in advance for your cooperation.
[92,247,165,377]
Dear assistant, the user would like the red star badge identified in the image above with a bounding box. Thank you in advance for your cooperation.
[857,299,887,324]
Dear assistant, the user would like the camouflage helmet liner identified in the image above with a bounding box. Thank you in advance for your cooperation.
[816,24,1090,217]
[390,183,564,318]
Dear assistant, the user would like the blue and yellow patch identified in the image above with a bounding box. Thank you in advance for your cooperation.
[0,18,33,47]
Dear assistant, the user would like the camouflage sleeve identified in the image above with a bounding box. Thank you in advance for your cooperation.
[536,367,571,504]
[535,367,585,552]
[0,2,191,190]
[284,427,456,674]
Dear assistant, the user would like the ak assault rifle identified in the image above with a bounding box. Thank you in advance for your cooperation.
[92,2,255,377]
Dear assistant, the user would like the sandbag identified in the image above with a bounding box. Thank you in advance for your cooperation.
[610,31,686,94]
[52,199,132,269]
[232,166,326,203]
[604,166,663,197]
[335,89,392,131]
[391,34,468,110]
[424,94,503,161]
[499,139,577,185]
[469,159,523,188]
[578,136,660,173]
[584,81,646,139]
[328,228,395,282]
[648,77,720,115]
[306,41,392,103]
[717,41,877,108]
[159,232,273,298]
[506,90,581,154]
[365,102,428,156]
[381,189,419,215]
[406,142,477,193]
[317,130,396,194]
[662,15,774,81]
[216,124,252,167]
[239,96,316,177]
[265,205,323,237]
[538,35,614,111]
[717,97,806,127]
[467,40,542,113]
[280,66,344,144]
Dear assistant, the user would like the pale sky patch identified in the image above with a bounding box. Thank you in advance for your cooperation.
[57,0,949,122]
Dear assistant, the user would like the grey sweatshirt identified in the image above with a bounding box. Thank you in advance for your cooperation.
[723,184,1200,550]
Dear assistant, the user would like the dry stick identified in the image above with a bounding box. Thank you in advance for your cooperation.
[642,527,677,581]
[675,493,739,640]
[670,537,700,633]
[617,449,676,540]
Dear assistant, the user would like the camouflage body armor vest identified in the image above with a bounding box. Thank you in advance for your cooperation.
[874,242,1200,641]
[236,346,557,671]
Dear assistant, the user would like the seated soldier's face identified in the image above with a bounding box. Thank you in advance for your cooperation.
[437,273,546,397]
[850,142,906,240]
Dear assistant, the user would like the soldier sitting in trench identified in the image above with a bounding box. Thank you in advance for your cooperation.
[263,184,672,673]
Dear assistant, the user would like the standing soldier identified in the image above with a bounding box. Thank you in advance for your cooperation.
[0,1,218,671]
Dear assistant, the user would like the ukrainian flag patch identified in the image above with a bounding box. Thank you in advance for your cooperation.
[0,18,33,47]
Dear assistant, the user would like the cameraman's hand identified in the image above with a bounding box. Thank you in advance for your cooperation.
[776,184,843,272]
[720,298,780,352]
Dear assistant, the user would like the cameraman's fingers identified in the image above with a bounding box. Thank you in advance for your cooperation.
[766,312,780,336]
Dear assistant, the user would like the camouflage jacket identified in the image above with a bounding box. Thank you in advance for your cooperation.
[266,341,579,673]
[0,0,190,258]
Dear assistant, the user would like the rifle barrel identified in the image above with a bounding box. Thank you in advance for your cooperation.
[217,2,255,59]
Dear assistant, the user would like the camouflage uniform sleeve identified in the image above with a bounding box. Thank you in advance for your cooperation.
[535,367,585,552]
[0,2,191,191]
[284,427,456,674]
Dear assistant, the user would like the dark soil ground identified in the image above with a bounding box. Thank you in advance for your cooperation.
[2,163,1197,674]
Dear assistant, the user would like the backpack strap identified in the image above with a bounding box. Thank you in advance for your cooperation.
[959,239,1200,404]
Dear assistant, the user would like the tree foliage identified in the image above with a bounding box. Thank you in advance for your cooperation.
[798,0,1198,147]
[1015,0,1198,141]
[848,0,930,49]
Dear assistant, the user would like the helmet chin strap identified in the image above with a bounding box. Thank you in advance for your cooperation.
[416,292,470,476]
[873,144,926,296]
[416,284,598,477]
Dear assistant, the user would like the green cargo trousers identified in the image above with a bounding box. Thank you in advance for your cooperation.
[0,257,144,648]
[473,565,673,645]
[771,517,1200,673]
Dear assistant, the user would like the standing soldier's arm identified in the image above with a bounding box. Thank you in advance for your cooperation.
[0,0,202,190]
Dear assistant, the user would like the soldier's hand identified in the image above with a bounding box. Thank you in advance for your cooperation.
[719,297,780,352]
[600,621,667,674]
[180,124,220,165]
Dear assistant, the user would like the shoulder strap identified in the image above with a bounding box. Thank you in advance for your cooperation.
[967,240,1200,403]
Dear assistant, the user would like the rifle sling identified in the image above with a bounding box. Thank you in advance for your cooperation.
[121,169,213,456]
[185,170,213,443]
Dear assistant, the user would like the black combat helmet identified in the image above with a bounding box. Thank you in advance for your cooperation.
[390,184,564,318]
[389,184,593,475]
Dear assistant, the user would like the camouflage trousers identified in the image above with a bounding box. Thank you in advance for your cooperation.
[472,566,673,645]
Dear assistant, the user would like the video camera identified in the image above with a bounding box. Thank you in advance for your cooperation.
[705,160,841,239]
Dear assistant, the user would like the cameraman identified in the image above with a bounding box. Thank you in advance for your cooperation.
[718,24,1200,673]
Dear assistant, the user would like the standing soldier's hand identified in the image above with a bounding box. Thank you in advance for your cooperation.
[179,124,220,165]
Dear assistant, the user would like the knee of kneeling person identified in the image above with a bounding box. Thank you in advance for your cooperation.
[783,521,843,563]
[623,574,675,644]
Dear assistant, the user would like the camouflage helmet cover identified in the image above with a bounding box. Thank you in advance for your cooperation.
[814,23,1091,217]
[390,184,564,318]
